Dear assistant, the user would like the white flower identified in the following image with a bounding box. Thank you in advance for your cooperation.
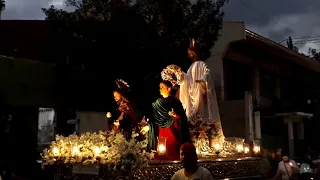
[42,130,155,172]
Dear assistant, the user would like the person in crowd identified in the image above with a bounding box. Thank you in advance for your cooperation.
[273,153,299,180]
[171,143,213,180]
[259,149,271,180]
[312,152,320,180]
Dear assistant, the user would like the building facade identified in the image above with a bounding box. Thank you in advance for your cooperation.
[208,22,320,155]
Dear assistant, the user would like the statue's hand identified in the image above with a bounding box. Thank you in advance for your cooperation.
[140,125,150,135]
[114,120,120,126]
[168,108,177,117]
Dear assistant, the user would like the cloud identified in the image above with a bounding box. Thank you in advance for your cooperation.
[1,0,66,20]
[2,0,320,54]
[244,12,320,54]
[223,0,320,54]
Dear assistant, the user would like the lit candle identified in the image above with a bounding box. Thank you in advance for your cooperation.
[236,145,244,153]
[158,144,166,155]
[157,137,167,155]
[94,147,101,156]
[214,143,221,151]
[52,147,60,156]
[253,145,260,154]
[244,147,249,154]
[72,146,80,155]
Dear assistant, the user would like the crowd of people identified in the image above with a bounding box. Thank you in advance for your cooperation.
[259,148,320,180]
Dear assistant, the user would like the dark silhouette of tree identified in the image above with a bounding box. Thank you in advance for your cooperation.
[308,48,320,60]
[42,0,228,111]
[0,0,5,19]
[286,36,298,52]
[42,0,228,74]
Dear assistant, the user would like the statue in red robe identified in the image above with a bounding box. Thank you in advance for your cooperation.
[142,80,191,160]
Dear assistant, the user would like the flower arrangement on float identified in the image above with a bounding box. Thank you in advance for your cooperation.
[188,119,260,157]
[41,130,155,172]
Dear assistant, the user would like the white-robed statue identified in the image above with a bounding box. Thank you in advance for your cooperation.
[161,39,224,144]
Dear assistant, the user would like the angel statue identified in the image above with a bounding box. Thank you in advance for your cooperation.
[161,39,225,145]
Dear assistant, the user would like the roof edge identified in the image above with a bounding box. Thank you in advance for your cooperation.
[245,29,320,71]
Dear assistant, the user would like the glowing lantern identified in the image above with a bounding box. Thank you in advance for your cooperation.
[253,140,260,154]
[157,137,167,155]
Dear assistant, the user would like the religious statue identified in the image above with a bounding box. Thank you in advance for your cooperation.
[108,79,139,140]
[141,80,191,160]
[161,39,224,145]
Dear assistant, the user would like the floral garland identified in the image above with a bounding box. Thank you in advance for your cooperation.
[161,64,181,86]
[41,131,155,172]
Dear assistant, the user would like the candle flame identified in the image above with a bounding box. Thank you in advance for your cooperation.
[158,144,166,153]
[94,147,101,155]
[72,146,80,154]
[214,143,221,150]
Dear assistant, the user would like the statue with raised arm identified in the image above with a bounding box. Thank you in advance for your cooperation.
[161,39,224,145]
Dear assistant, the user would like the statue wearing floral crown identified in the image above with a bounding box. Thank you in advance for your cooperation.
[161,39,225,145]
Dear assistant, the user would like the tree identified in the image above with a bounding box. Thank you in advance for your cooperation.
[0,0,5,20]
[42,0,227,110]
[286,36,298,52]
[308,48,320,60]
[42,0,228,73]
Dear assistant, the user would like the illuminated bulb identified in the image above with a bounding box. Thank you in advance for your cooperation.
[52,147,59,155]
[72,146,80,154]
[158,144,166,153]
[289,162,293,166]
[244,147,249,153]
[94,147,101,155]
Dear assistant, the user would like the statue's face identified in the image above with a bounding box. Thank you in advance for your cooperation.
[113,91,122,102]
[159,83,171,98]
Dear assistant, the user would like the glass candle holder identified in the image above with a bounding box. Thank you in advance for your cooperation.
[157,137,167,155]
[235,138,245,153]
[253,140,260,154]
[244,143,250,154]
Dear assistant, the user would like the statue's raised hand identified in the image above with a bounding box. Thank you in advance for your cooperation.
[168,108,177,118]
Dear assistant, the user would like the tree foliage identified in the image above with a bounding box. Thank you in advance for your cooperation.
[42,0,227,75]
[308,48,320,60]
[0,0,5,16]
